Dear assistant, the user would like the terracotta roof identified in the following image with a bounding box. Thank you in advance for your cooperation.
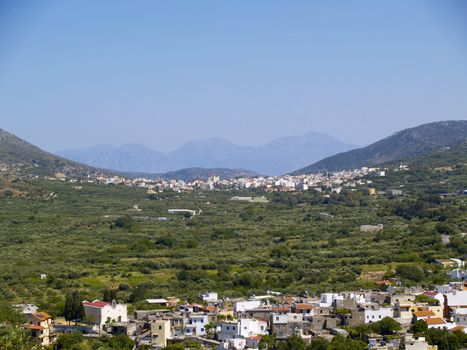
[206,306,217,313]
[272,307,290,311]
[414,311,436,318]
[245,335,263,341]
[424,317,447,325]
[450,325,466,332]
[295,304,314,310]
[83,301,109,308]
[31,312,51,321]
[25,324,45,331]
[422,291,439,297]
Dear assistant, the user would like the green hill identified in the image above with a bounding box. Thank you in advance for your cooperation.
[0,129,93,176]
[292,120,467,174]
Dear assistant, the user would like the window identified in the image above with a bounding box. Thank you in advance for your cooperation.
[159,326,162,330]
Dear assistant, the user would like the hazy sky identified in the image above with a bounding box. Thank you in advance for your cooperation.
[1,1,466,152]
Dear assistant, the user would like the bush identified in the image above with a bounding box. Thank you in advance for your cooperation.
[396,265,424,283]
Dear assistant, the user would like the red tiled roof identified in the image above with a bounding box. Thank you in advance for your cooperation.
[424,317,447,325]
[83,301,109,308]
[450,325,466,332]
[25,324,45,331]
[295,304,314,310]
[422,291,439,297]
[206,306,217,313]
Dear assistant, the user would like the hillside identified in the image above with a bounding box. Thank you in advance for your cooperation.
[369,142,467,195]
[0,129,93,176]
[292,120,467,174]
[57,132,357,175]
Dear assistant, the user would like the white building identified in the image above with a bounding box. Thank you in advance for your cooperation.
[218,318,268,342]
[202,291,219,303]
[234,300,261,315]
[404,335,433,350]
[364,306,393,323]
[82,300,128,329]
[185,313,209,336]
[453,308,467,326]
[446,291,467,310]
[319,293,338,307]
[217,338,247,350]
[14,303,38,315]
[424,317,449,330]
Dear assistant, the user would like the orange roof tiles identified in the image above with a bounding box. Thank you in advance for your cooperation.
[414,311,436,317]
[424,317,447,325]
[25,324,45,331]
[272,307,290,311]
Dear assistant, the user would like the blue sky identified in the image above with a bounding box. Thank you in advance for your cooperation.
[0,0,466,152]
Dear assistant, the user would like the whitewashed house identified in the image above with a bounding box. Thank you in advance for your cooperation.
[185,313,209,336]
[234,300,261,316]
[202,291,219,303]
[364,306,393,323]
[82,300,128,329]
[218,318,268,342]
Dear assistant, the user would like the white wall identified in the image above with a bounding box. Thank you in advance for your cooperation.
[364,307,393,323]
[234,300,261,315]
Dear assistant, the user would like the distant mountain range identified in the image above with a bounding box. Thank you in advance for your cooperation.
[292,120,467,174]
[0,129,257,180]
[56,133,358,175]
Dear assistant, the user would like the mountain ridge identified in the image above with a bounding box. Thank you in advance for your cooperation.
[57,132,358,175]
[291,120,467,174]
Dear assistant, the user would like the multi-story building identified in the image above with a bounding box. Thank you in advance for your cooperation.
[25,312,56,346]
